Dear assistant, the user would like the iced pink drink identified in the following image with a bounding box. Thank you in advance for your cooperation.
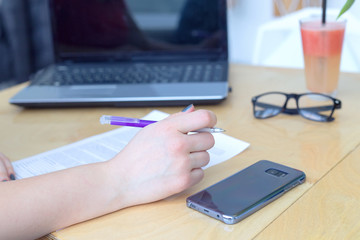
[300,20,345,96]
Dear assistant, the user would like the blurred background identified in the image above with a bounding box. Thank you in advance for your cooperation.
[1,0,359,90]
[229,0,360,73]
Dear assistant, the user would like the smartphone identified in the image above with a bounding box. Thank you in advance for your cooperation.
[186,160,306,224]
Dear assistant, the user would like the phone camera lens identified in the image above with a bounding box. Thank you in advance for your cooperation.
[267,169,277,175]
[266,168,287,177]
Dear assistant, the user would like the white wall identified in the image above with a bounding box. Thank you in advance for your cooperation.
[228,0,274,64]
[328,0,360,15]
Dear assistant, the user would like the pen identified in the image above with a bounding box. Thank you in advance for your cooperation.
[100,115,225,133]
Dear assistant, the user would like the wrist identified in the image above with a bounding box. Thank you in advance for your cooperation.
[104,156,134,210]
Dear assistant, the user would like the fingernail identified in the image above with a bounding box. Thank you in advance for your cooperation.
[10,174,15,181]
[182,104,193,112]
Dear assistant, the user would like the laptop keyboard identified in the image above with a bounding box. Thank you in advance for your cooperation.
[33,63,226,86]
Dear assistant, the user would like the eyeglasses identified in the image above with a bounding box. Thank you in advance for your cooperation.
[251,92,341,122]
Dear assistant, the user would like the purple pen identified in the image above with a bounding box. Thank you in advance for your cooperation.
[100,115,156,128]
[100,115,225,133]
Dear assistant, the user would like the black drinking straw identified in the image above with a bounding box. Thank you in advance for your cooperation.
[322,0,327,24]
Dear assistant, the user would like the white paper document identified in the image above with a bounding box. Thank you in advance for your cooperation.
[13,110,250,179]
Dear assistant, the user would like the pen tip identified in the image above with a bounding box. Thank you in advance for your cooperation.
[216,128,225,133]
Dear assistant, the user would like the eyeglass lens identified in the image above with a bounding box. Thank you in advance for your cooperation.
[253,94,287,118]
[298,94,335,121]
[254,93,335,121]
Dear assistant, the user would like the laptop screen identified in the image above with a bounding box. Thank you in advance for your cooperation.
[50,0,228,62]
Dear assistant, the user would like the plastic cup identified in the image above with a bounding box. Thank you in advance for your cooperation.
[300,17,346,97]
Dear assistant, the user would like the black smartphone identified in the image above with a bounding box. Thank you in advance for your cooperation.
[186,160,306,224]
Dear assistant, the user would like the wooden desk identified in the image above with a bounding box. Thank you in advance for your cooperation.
[1,65,359,239]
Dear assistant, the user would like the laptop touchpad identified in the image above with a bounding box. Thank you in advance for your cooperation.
[64,85,117,97]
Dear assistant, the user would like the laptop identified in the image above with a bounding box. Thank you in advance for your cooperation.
[10,0,229,107]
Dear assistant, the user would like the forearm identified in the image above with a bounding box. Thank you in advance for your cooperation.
[0,108,217,239]
[0,161,125,240]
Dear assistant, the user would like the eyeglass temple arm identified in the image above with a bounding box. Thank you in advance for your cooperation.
[255,102,335,114]
[298,105,336,112]
[254,102,299,115]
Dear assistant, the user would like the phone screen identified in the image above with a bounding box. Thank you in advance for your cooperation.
[186,160,305,224]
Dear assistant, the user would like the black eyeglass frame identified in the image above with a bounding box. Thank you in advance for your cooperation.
[251,92,342,122]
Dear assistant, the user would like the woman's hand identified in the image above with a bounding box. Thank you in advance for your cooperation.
[0,153,15,182]
[108,108,217,207]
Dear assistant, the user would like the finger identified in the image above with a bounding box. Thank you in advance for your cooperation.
[169,110,217,134]
[165,104,195,121]
[181,104,194,113]
[188,168,205,187]
[186,132,215,152]
[189,151,210,169]
[0,153,15,181]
